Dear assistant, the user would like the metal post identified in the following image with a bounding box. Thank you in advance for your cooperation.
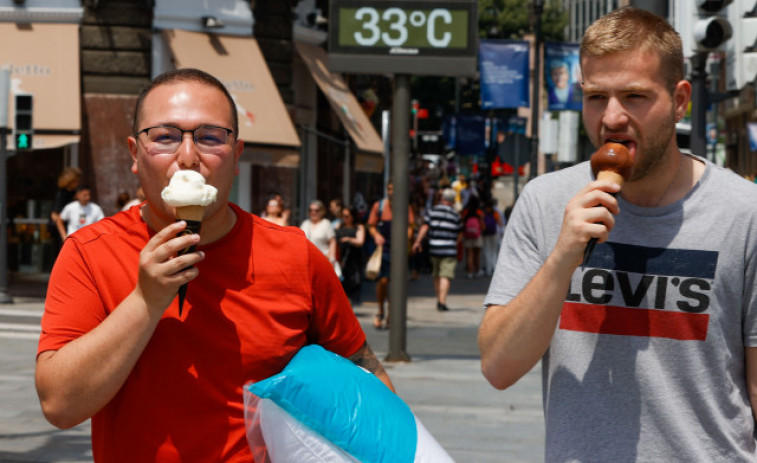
[690,52,708,158]
[513,134,520,203]
[343,135,350,205]
[387,73,411,362]
[529,0,543,180]
[0,69,12,303]
[382,110,391,192]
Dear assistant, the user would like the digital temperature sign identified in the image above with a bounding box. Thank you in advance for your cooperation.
[328,0,477,76]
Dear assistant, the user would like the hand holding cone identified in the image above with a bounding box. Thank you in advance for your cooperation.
[161,171,218,316]
[583,143,633,265]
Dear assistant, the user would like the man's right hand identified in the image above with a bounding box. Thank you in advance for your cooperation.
[552,179,621,269]
[135,220,204,316]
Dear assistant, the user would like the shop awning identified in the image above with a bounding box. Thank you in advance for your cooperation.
[163,29,301,153]
[0,23,81,150]
[295,42,384,155]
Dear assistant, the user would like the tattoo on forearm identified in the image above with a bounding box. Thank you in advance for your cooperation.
[348,343,386,377]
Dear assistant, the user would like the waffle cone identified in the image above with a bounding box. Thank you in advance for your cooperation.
[176,205,205,222]
[597,170,625,187]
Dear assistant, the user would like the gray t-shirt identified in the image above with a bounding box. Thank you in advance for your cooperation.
[485,157,757,462]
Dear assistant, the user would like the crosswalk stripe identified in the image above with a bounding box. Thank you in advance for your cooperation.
[0,308,44,317]
[0,331,40,340]
[0,322,40,332]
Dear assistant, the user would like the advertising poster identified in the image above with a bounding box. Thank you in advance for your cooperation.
[544,41,582,111]
[748,122,757,152]
[479,39,530,109]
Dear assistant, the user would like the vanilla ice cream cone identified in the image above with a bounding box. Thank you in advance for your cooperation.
[161,170,218,316]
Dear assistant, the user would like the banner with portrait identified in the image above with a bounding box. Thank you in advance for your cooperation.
[544,42,582,111]
[479,39,530,109]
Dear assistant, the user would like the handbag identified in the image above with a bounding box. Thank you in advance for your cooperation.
[365,245,382,281]
[333,259,343,281]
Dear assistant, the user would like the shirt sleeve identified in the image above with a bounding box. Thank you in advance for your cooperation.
[59,203,73,223]
[38,237,109,355]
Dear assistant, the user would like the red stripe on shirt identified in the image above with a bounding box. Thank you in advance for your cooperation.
[560,302,709,341]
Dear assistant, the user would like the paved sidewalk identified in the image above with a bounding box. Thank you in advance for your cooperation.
[356,272,545,463]
[0,271,545,462]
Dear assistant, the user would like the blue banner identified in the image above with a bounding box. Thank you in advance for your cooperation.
[455,114,487,156]
[544,42,582,111]
[749,122,757,152]
[479,40,530,109]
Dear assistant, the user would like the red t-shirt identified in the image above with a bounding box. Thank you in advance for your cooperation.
[39,203,366,462]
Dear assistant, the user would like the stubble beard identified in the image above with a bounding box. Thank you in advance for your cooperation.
[627,110,678,183]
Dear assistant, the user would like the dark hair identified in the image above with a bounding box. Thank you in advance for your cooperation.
[116,191,130,209]
[342,206,362,225]
[132,68,238,136]
[463,196,481,220]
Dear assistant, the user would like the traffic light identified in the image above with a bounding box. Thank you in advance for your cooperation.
[726,0,757,90]
[13,93,32,151]
[676,0,734,58]
[694,0,733,51]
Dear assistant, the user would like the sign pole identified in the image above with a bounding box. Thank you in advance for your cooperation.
[386,73,411,362]
[0,69,12,303]
[529,0,543,180]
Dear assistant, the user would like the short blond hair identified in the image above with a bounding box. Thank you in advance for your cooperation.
[580,7,683,94]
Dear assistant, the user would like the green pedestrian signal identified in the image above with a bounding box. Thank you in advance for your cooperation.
[13,93,33,151]
[15,132,31,150]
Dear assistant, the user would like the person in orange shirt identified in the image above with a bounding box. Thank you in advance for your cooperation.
[36,68,393,463]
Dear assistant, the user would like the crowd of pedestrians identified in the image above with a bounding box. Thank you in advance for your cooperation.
[282,157,509,328]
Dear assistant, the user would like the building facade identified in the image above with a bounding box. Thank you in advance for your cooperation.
[2,0,385,273]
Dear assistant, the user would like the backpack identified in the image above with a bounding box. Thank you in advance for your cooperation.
[482,213,497,236]
[464,215,481,239]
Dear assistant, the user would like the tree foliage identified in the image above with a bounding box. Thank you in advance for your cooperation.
[479,0,568,42]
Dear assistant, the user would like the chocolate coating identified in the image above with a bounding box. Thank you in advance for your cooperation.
[590,142,633,180]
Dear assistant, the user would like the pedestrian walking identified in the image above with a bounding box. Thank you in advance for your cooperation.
[300,199,337,264]
[260,194,287,227]
[329,197,344,230]
[336,206,365,307]
[479,7,757,461]
[58,186,105,239]
[461,196,484,278]
[412,188,462,312]
[367,181,414,329]
[481,198,505,276]
[49,166,81,256]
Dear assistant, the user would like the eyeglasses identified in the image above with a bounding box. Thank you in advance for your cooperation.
[309,208,322,213]
[136,125,234,155]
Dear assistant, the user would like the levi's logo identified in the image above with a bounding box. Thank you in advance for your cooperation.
[561,242,718,341]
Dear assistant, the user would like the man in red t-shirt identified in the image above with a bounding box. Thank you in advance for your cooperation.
[35,68,393,463]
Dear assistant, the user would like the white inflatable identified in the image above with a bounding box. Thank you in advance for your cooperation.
[244,345,455,463]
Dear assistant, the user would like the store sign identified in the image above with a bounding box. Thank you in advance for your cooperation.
[328,0,477,76]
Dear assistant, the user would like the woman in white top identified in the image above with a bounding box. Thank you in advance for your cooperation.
[300,200,337,262]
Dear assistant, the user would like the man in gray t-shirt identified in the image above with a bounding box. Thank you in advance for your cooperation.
[479,7,757,462]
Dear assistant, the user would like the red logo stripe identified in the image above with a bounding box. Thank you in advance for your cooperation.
[560,302,709,341]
